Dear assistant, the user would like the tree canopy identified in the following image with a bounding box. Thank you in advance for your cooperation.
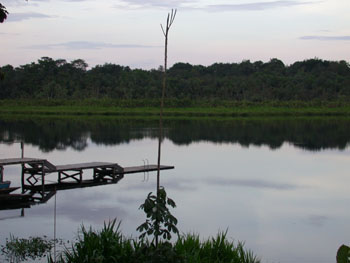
[0,57,349,101]
[0,3,8,23]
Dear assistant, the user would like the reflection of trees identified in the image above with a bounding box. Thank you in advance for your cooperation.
[0,117,350,152]
[167,119,350,151]
[0,119,90,152]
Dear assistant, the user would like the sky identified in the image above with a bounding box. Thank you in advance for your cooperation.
[0,0,349,69]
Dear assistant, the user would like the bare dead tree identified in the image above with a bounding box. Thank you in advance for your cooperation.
[157,9,176,194]
[155,9,176,247]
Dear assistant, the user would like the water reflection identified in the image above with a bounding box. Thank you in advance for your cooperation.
[205,177,299,190]
[1,117,350,151]
[0,117,350,263]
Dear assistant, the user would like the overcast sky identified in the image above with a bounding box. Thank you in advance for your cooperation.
[0,0,349,69]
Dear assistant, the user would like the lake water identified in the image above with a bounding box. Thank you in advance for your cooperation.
[1,117,350,263]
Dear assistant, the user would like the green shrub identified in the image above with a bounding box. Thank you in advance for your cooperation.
[56,220,260,263]
[1,235,55,263]
[175,232,260,263]
[337,245,350,263]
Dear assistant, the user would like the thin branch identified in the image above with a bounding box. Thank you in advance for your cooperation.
[161,24,166,37]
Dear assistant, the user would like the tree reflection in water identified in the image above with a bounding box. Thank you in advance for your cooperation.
[0,117,349,152]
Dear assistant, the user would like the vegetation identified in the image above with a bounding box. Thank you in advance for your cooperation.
[1,99,350,118]
[137,187,179,242]
[51,219,260,263]
[336,245,350,263]
[0,57,349,102]
[0,3,8,23]
[1,235,56,262]
[0,220,260,263]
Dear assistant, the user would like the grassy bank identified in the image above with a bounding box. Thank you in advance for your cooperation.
[2,220,260,263]
[1,99,350,117]
[54,220,260,263]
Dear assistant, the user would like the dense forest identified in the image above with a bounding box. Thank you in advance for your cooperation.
[0,57,350,101]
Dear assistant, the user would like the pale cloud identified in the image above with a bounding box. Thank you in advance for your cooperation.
[25,41,161,50]
[206,177,299,190]
[304,215,330,227]
[300,35,350,41]
[0,32,20,35]
[115,0,320,11]
[7,12,54,22]
[205,1,319,12]
[116,0,191,9]
[1,0,41,8]
[2,0,86,5]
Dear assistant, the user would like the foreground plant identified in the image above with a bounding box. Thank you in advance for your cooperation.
[137,186,179,243]
[56,219,135,263]
[55,219,260,263]
[175,232,260,263]
[1,235,55,263]
[337,244,350,263]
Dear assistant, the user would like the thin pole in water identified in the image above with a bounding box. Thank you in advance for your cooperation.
[20,141,24,158]
[54,188,57,262]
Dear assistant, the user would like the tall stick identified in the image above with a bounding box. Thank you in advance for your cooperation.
[156,9,176,247]
[157,9,176,194]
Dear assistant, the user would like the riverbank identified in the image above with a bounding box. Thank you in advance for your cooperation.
[1,99,350,117]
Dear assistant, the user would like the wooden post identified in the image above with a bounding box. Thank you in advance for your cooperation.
[21,141,24,158]
[21,164,25,194]
[41,162,45,198]
[0,165,3,182]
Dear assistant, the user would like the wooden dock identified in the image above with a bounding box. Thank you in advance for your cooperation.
[0,158,46,166]
[0,157,174,210]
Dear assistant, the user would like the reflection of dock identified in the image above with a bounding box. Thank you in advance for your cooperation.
[0,157,174,211]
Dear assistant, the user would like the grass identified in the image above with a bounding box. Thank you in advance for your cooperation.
[1,99,350,118]
[49,219,260,263]
[1,235,56,262]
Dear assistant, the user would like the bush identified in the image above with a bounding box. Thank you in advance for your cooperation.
[55,220,260,263]
[1,235,55,262]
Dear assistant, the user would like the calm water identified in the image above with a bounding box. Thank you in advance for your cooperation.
[1,117,350,263]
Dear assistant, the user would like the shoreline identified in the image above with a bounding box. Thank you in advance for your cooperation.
[1,99,350,118]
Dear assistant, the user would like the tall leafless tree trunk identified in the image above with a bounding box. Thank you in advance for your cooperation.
[156,9,176,246]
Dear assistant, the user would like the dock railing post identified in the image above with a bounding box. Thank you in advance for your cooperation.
[0,165,3,182]
[41,161,45,198]
[21,164,25,194]
[21,141,24,158]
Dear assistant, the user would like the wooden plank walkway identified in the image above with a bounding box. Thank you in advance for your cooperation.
[0,158,46,166]
[0,158,123,173]
[25,177,124,192]
[1,157,174,196]
[123,165,174,174]
[53,162,122,172]
[0,158,173,174]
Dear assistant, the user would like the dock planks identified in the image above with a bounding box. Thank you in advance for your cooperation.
[53,162,122,172]
[123,165,174,174]
[0,158,46,166]
[0,157,174,211]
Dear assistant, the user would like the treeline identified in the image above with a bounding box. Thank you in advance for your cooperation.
[1,57,350,101]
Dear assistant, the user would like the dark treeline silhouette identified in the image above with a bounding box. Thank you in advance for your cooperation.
[1,57,350,101]
[0,117,349,152]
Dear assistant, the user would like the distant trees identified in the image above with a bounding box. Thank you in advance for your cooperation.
[0,57,349,101]
[0,3,8,23]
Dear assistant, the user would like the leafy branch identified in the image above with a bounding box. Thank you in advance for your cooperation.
[137,187,179,242]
